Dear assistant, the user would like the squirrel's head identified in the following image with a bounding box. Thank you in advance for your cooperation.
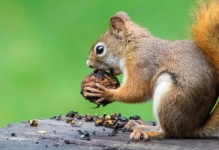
[86,11,150,76]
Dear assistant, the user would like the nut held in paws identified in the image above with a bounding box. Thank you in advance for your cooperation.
[81,70,120,107]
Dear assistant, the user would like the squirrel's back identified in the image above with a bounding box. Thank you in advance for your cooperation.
[141,37,215,81]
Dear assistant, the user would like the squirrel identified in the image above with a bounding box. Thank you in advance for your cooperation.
[84,0,219,140]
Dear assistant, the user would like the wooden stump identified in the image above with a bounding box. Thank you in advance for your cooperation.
[0,116,219,150]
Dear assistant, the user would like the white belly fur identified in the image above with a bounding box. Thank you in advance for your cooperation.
[153,73,172,127]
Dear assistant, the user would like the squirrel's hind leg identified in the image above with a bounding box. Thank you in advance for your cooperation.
[123,120,144,131]
[130,128,165,141]
[125,120,161,140]
[124,120,159,132]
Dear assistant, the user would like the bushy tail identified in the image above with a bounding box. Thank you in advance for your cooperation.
[192,0,219,137]
[192,0,219,82]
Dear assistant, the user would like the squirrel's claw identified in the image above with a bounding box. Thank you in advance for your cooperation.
[83,86,103,97]
[83,91,102,97]
[94,83,108,92]
[84,87,103,94]
[130,128,149,141]
[96,97,105,103]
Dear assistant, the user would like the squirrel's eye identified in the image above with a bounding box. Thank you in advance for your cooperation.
[94,42,106,57]
[96,45,104,54]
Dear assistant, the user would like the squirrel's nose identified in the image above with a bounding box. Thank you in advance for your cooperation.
[86,59,93,68]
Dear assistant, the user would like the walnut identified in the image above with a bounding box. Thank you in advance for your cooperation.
[81,70,120,107]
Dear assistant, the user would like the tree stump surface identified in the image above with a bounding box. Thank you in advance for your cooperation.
[0,117,219,150]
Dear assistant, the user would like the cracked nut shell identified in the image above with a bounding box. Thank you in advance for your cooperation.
[81,70,120,107]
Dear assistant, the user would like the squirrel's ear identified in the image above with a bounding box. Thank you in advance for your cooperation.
[110,16,125,32]
[115,11,130,21]
[110,16,126,39]
[109,12,130,39]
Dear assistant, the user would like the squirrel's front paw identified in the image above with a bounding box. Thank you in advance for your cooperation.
[83,84,116,103]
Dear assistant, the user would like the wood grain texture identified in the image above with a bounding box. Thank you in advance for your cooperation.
[0,117,219,150]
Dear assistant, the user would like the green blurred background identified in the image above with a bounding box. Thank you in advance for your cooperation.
[0,0,195,127]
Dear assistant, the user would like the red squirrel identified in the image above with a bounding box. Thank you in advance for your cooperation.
[83,0,219,139]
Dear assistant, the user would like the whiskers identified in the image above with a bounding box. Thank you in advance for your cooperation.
[74,57,88,61]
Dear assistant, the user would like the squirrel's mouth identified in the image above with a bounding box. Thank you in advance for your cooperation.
[91,62,122,76]
[92,68,121,76]
[110,68,122,76]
